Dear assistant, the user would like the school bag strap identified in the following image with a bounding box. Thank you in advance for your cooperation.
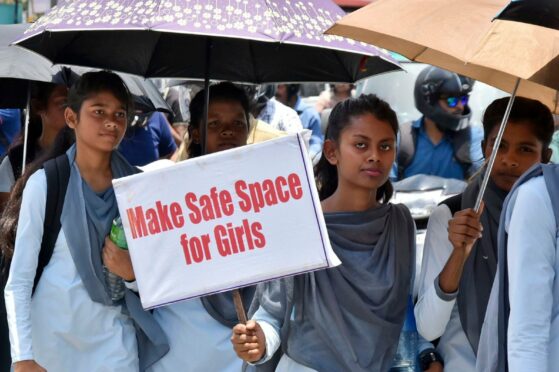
[542,164,559,231]
[33,154,70,295]
[397,121,417,180]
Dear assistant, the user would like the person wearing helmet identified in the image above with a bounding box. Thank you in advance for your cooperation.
[393,66,484,180]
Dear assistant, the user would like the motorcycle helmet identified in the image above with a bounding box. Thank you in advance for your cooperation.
[414,66,474,131]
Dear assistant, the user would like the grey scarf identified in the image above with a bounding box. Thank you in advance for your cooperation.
[252,203,414,372]
[458,172,507,354]
[60,145,169,371]
[477,163,559,372]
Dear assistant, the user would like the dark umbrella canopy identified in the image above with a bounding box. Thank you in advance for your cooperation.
[496,0,559,31]
[0,24,170,112]
[14,0,400,82]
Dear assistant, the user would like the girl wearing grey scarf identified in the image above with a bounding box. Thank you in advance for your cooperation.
[232,95,415,371]
[4,72,168,372]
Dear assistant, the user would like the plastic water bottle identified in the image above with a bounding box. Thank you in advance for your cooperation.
[390,295,419,372]
[104,217,128,301]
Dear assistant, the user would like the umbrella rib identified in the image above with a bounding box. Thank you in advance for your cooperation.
[248,41,260,83]
[332,48,353,82]
[143,31,163,77]
[410,46,429,62]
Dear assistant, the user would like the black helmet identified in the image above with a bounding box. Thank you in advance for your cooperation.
[414,66,474,131]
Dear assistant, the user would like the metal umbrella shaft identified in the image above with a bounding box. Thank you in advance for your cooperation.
[21,83,31,175]
[199,38,246,323]
[474,78,521,212]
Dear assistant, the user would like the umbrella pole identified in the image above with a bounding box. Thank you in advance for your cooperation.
[21,82,31,175]
[201,37,248,324]
[474,78,521,212]
[201,38,213,156]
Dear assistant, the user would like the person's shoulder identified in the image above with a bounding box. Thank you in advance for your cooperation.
[389,202,414,223]
[301,103,320,119]
[506,176,549,226]
[516,175,547,200]
[274,99,297,115]
[24,168,47,194]
[149,111,167,125]
[429,203,453,223]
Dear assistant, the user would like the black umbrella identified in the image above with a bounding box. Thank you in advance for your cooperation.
[496,0,559,31]
[0,23,171,173]
[1,24,171,112]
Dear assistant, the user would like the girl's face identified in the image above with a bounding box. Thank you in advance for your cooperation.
[194,99,249,154]
[485,121,550,191]
[325,113,396,193]
[66,91,128,153]
[38,85,68,132]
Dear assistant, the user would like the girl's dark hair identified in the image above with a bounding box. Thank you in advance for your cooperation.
[0,71,130,264]
[67,70,133,118]
[187,82,250,158]
[483,96,555,150]
[314,94,399,202]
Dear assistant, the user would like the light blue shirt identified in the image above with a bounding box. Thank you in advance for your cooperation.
[293,97,323,159]
[505,176,559,371]
[391,118,484,180]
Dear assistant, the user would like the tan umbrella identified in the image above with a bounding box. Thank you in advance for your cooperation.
[326,0,559,109]
[326,0,559,210]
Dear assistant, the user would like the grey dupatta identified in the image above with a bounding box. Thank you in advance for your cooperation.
[476,163,559,372]
[253,203,415,372]
[458,172,507,354]
[60,145,169,371]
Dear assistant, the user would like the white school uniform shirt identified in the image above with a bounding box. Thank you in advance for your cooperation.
[147,299,243,372]
[414,204,477,371]
[4,170,139,371]
[505,176,559,371]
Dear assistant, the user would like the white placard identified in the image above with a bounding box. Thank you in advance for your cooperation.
[113,134,339,309]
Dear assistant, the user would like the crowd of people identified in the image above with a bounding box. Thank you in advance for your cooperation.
[0,65,557,372]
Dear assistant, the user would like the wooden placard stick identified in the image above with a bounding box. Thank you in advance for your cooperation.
[233,289,247,324]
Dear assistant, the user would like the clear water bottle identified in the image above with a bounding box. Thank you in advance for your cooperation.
[390,295,419,372]
[104,217,128,302]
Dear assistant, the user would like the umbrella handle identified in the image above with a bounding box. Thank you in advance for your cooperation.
[233,289,248,324]
[474,78,521,212]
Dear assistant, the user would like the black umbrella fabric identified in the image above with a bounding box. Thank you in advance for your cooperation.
[496,0,559,31]
[0,24,170,112]
[13,0,400,83]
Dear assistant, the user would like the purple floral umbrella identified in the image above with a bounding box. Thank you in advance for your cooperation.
[14,0,399,83]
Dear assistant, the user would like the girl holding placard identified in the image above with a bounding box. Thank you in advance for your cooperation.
[232,94,416,371]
